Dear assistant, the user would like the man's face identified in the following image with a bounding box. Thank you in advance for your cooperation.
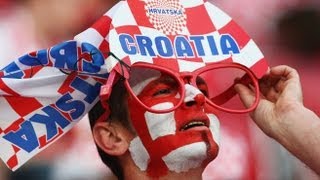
[126,69,220,177]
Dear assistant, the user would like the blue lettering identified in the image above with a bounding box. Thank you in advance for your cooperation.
[148,8,182,15]
[56,93,85,120]
[2,62,24,78]
[3,121,39,153]
[118,34,240,58]
[30,106,70,140]
[71,77,101,104]
[207,36,219,55]
[190,36,205,56]
[119,34,137,55]
[136,35,155,56]
[220,34,240,55]
[155,36,173,57]
[80,43,104,73]
[175,36,194,57]
[19,49,49,66]
[50,41,78,70]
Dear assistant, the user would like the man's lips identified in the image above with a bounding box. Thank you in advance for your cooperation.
[179,118,209,131]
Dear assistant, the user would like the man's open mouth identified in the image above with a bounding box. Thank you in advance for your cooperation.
[180,120,209,131]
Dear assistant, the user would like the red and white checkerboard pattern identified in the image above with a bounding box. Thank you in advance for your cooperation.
[107,0,268,78]
[0,0,269,172]
[0,66,103,170]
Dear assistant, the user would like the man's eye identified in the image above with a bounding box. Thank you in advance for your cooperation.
[153,89,172,97]
[200,89,208,97]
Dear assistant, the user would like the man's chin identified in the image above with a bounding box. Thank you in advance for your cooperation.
[163,130,219,172]
[203,140,219,167]
[196,130,220,167]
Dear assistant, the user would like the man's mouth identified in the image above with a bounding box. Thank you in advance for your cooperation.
[180,120,209,131]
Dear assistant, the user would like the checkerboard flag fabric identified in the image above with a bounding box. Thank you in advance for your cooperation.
[0,2,122,171]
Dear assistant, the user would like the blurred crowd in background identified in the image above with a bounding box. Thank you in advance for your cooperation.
[0,0,319,180]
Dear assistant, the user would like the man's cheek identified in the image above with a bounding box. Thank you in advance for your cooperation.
[127,97,149,136]
[145,102,176,140]
[207,113,220,145]
[204,104,220,115]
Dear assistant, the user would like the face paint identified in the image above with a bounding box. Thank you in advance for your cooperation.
[127,76,220,178]
[129,137,150,171]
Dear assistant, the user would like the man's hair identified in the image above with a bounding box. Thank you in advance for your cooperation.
[88,79,134,180]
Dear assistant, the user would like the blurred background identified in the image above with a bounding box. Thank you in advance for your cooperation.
[0,0,319,180]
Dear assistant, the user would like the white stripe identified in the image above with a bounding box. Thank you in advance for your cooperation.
[145,102,176,140]
[180,0,204,8]
[2,72,67,98]
[0,98,21,129]
[111,2,137,27]
[232,39,264,67]
[0,137,16,162]
[205,2,232,30]
[129,137,150,171]
[162,142,207,173]
[208,113,220,145]
[177,59,205,72]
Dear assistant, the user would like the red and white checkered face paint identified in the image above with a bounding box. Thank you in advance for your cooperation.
[127,76,220,177]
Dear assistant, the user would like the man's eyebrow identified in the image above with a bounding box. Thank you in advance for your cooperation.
[156,75,176,84]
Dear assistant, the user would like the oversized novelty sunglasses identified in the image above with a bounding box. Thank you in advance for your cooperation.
[100,54,260,114]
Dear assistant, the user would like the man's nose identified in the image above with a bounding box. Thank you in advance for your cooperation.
[183,84,205,107]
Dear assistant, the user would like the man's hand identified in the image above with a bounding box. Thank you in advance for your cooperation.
[235,65,320,175]
[235,65,303,139]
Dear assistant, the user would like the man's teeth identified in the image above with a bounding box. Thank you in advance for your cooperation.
[182,121,205,130]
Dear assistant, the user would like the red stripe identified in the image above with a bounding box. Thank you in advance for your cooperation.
[153,57,179,71]
[99,40,110,57]
[185,4,216,34]
[218,20,250,49]
[0,71,5,77]
[58,72,77,94]
[3,118,24,134]
[250,58,269,78]
[6,96,42,117]
[114,25,142,35]
[13,145,21,153]
[7,154,18,169]
[0,79,20,96]
[128,0,154,28]
[91,15,112,38]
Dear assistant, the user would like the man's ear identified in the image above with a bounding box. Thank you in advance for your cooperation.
[92,121,132,156]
